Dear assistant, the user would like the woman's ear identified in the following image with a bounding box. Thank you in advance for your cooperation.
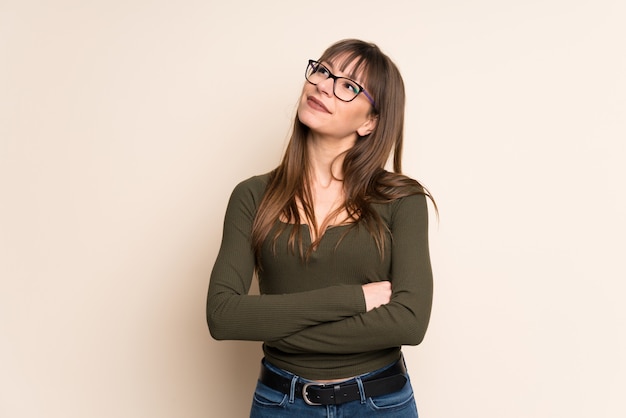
[357,114,378,137]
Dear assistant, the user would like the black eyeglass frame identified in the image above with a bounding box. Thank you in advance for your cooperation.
[305,60,377,110]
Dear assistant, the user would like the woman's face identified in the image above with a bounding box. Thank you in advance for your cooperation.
[297,58,377,143]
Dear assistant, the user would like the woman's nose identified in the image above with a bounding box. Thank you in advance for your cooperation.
[316,77,334,97]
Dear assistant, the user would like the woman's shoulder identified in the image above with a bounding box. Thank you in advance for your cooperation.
[369,170,433,216]
[234,172,272,191]
[229,172,272,207]
[372,170,426,199]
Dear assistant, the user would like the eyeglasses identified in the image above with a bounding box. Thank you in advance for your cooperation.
[305,60,377,109]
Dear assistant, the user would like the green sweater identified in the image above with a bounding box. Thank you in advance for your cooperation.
[207,173,433,380]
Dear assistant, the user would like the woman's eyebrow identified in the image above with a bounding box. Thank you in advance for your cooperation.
[320,61,334,71]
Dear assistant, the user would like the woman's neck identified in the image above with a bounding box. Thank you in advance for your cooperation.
[306,132,356,187]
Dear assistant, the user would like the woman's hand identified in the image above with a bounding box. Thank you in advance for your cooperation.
[362,281,392,312]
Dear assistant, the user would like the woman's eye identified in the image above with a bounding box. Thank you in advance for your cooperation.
[316,66,330,76]
[341,81,359,94]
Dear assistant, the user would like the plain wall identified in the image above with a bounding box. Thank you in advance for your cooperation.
[1,1,624,417]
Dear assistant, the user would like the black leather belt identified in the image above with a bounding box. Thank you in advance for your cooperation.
[258,359,408,406]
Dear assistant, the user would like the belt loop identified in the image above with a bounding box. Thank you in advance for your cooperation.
[288,375,298,403]
[355,376,366,404]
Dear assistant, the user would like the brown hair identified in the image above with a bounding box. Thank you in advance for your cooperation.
[251,39,435,265]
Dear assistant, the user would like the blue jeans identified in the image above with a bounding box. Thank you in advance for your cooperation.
[249,359,418,417]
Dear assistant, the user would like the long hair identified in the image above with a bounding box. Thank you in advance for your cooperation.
[251,39,435,265]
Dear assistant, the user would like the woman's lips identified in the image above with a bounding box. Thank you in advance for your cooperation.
[307,96,330,113]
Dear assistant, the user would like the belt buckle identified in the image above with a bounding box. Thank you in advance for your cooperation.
[302,382,323,406]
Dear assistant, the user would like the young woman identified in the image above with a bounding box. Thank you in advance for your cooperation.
[207,39,434,417]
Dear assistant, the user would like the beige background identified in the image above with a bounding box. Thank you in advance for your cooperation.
[1,0,625,417]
